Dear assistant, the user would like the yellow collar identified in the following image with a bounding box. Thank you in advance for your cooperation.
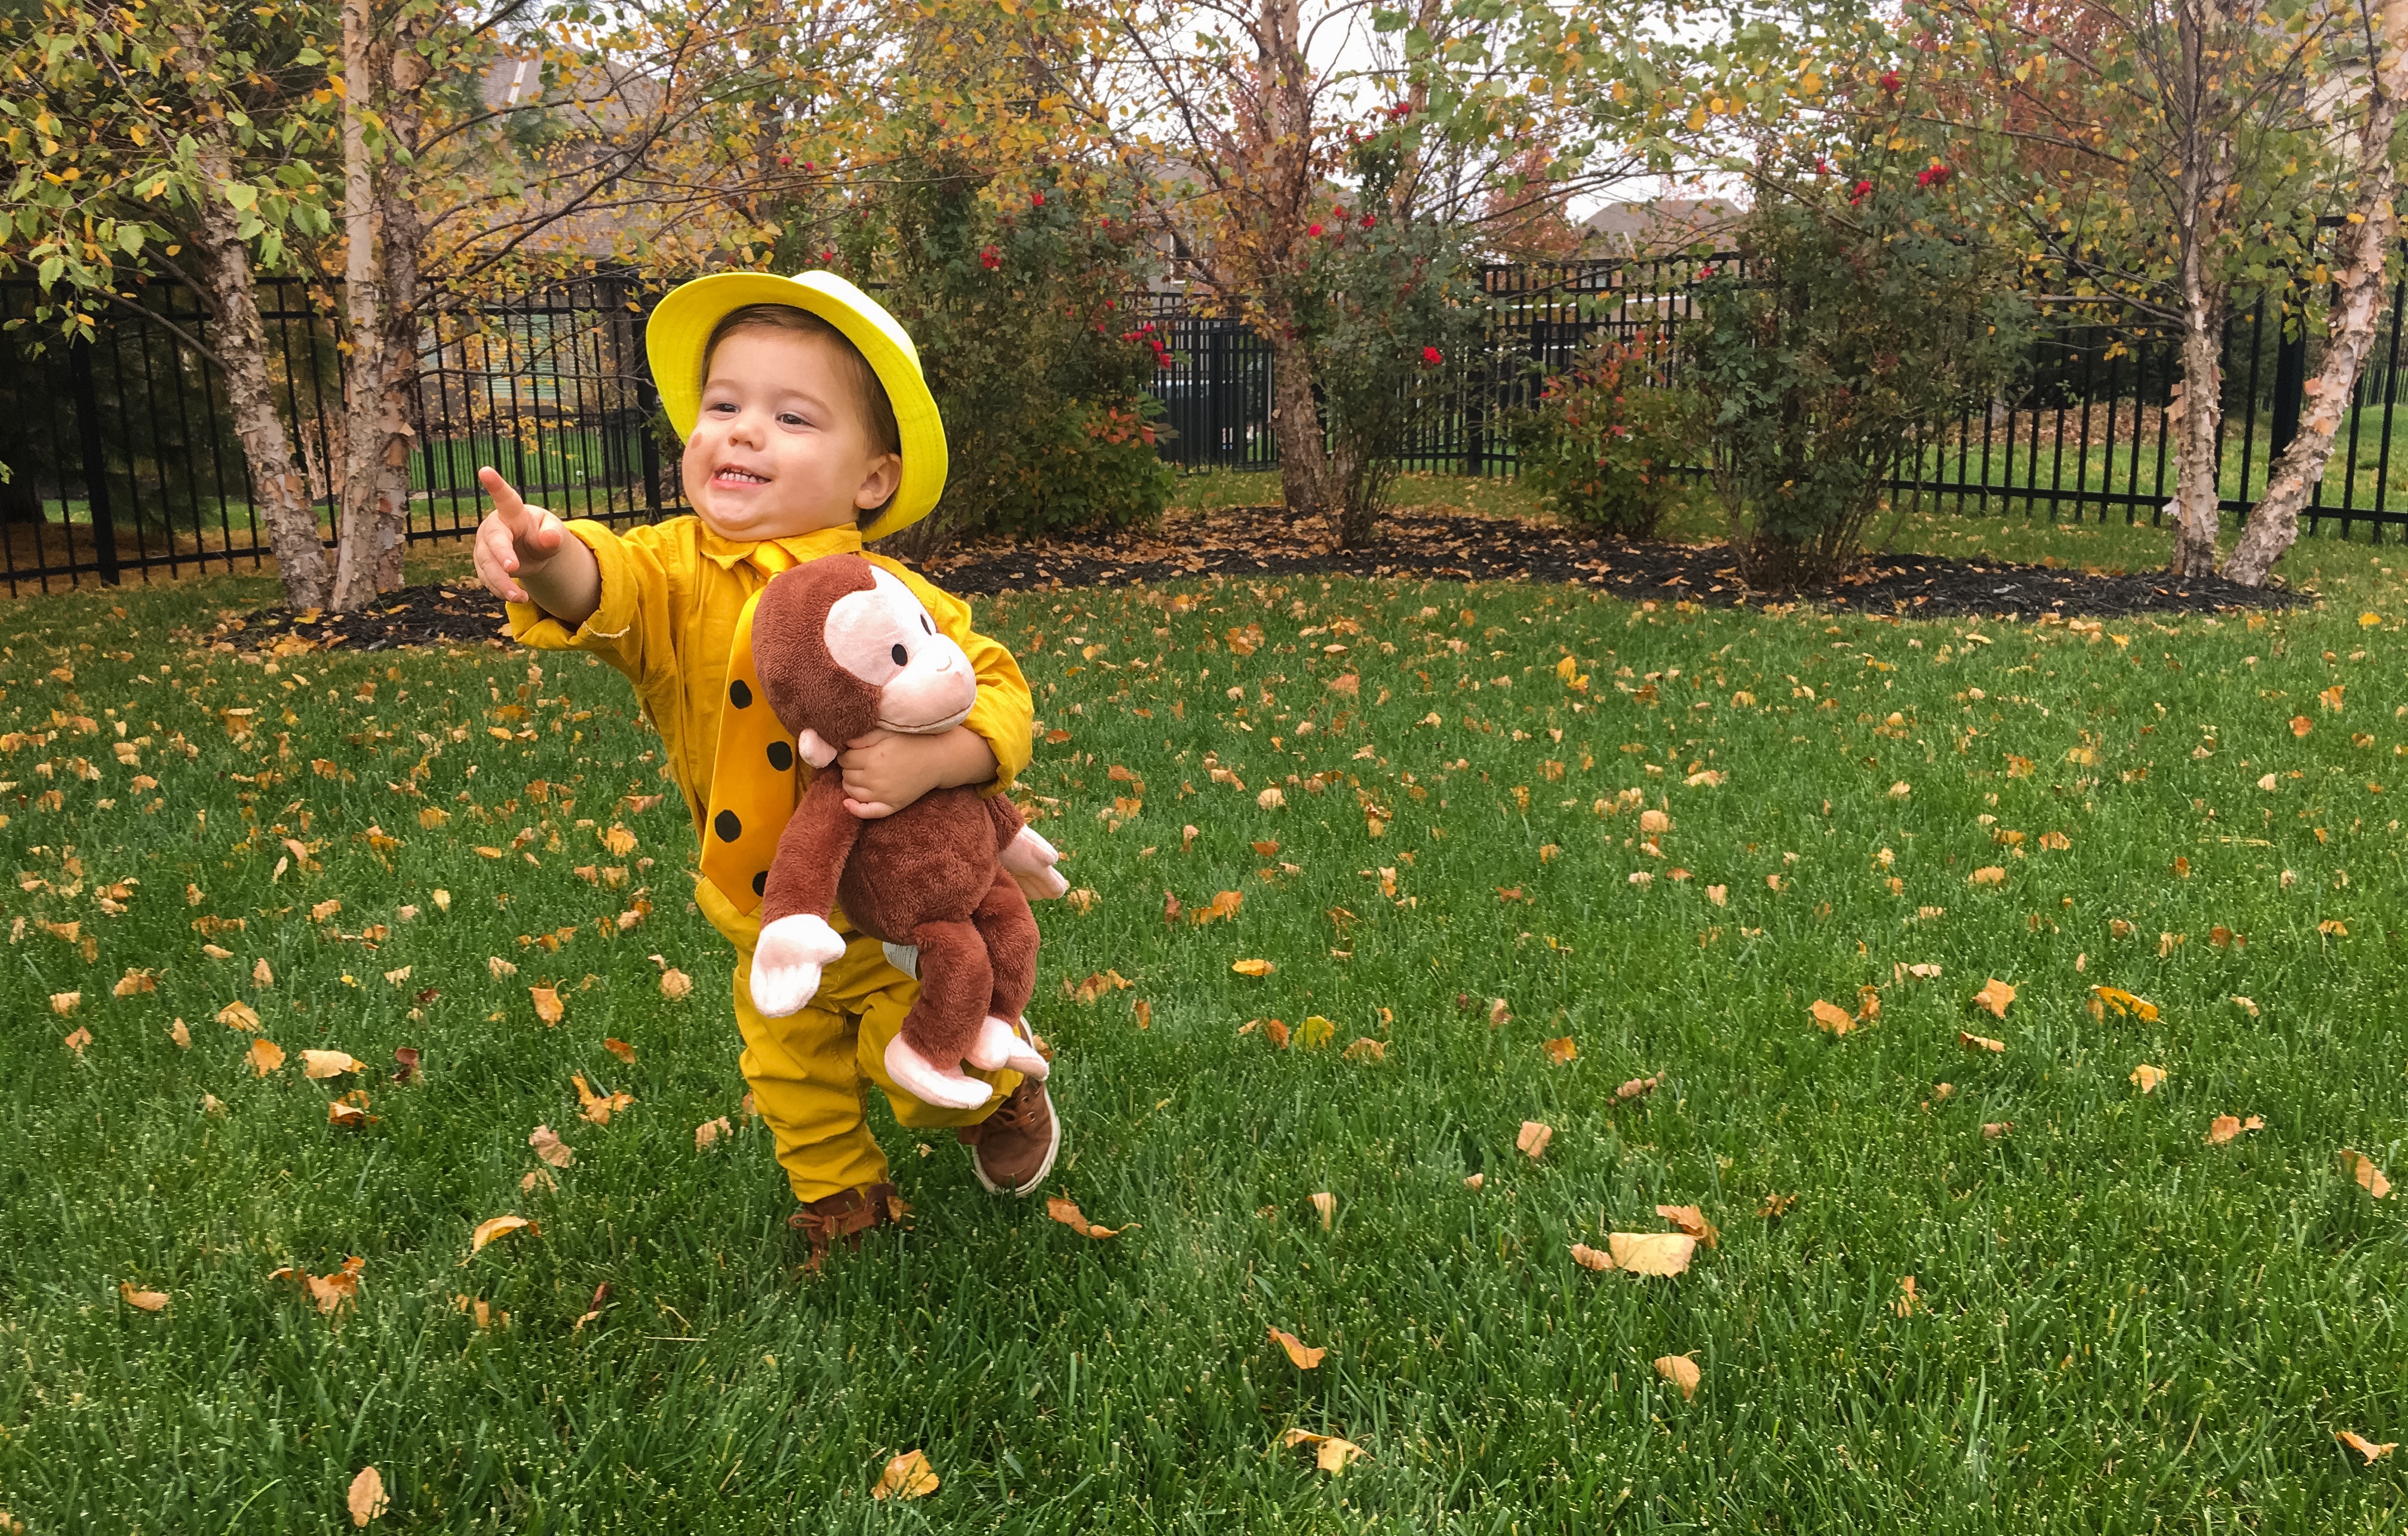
[696,521,865,576]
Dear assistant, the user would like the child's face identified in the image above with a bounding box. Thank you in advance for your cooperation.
[682,328,900,542]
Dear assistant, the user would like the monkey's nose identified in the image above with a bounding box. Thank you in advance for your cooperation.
[932,649,956,672]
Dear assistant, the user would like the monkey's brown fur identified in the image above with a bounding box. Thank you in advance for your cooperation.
[751,556,1039,1070]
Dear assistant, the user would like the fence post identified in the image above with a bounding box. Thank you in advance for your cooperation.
[2269,277,2308,464]
[68,337,122,586]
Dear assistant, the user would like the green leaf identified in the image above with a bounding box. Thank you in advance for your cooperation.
[222,181,258,212]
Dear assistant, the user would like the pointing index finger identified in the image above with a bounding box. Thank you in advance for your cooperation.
[478,466,531,527]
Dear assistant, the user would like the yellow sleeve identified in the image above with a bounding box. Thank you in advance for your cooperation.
[877,560,1032,793]
[505,520,682,695]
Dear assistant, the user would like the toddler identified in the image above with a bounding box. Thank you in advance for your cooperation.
[473,271,1056,1268]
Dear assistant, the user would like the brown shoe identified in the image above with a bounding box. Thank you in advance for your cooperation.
[959,1075,1059,1196]
[787,1182,907,1273]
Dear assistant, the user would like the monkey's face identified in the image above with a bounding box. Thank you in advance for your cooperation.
[822,567,976,734]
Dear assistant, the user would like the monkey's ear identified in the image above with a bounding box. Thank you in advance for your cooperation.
[797,729,840,769]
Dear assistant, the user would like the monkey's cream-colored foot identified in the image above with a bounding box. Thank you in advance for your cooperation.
[884,1034,994,1110]
[749,914,846,1018]
[966,1013,1049,1080]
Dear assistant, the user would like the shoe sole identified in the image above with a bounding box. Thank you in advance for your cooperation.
[971,1083,1060,1197]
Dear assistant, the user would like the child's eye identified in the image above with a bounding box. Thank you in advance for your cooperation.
[778,412,806,427]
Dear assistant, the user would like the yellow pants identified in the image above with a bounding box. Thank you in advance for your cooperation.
[730,927,1022,1205]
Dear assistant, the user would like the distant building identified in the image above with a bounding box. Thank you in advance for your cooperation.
[1579,197,1744,256]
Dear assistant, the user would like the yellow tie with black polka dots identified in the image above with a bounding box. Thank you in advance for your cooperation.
[699,566,804,918]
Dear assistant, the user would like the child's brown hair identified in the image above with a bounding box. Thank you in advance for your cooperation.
[702,304,902,526]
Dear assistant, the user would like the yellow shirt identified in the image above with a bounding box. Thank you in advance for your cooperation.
[506,517,1033,937]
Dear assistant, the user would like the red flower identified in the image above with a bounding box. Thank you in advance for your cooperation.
[1814,158,1831,175]
[1916,163,1951,188]
[1032,191,1046,207]
[776,154,792,167]
[1848,179,1874,205]
[1360,214,1376,229]
[1879,70,1902,93]
[1387,100,1412,120]
[979,245,1002,269]
[818,248,836,265]
[1696,265,1716,279]
[1420,346,1443,367]
[1309,222,1325,237]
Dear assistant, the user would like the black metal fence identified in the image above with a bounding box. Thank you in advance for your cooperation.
[4,248,2403,595]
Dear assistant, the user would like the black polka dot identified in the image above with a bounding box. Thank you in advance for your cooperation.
[714,808,742,842]
[729,680,752,709]
[752,870,767,896]
[766,739,795,772]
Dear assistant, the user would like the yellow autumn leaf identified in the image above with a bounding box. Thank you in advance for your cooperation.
[1654,1353,1701,1399]
[302,1049,366,1079]
[468,1214,536,1254]
[1281,1428,1368,1474]
[2129,1064,2168,1093]
[348,1465,388,1526]
[2339,1148,2392,1199]
[1231,958,1274,976]
[248,1038,287,1075]
[1516,1120,1553,1159]
[529,986,565,1025]
[2338,1430,2398,1464]
[1809,999,1854,1036]
[1959,1031,2005,1054]
[1268,1326,1325,1368]
[872,1449,939,1501]
[2204,1113,2265,1145]
[1973,978,2016,1018]
[119,1280,170,1312]
[2090,985,2158,1021]
[217,999,262,1031]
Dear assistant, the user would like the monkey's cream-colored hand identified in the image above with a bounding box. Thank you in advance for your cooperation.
[999,825,1068,900]
[883,1034,994,1110]
[749,914,847,1018]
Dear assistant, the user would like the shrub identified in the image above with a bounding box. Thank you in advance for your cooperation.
[1507,331,1696,539]
[819,153,1172,553]
[1684,190,2029,586]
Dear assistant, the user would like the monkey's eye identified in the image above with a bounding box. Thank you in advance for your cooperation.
[921,616,933,634]
[890,643,909,666]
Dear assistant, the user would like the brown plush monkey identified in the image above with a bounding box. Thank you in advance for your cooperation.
[747,555,1061,1109]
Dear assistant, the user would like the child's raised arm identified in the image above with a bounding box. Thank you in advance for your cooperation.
[474,466,601,626]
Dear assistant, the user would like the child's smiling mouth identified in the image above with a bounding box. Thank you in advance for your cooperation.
[712,465,772,487]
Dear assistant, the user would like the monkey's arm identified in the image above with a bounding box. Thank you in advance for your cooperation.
[749,773,862,1017]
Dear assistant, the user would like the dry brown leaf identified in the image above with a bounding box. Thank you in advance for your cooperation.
[1809,999,1854,1036]
[1542,1036,1577,1065]
[1463,1173,1485,1189]
[871,1449,939,1501]
[1281,1429,1368,1474]
[1341,1036,1385,1062]
[528,1125,575,1168]
[1517,1120,1553,1159]
[1045,1196,1130,1238]
[659,967,693,1000]
[1133,999,1154,1031]
[1310,1191,1335,1228]
[169,1018,192,1049]
[1893,1276,1921,1316]
[572,1073,634,1126]
[1960,1031,2005,1054]
[2129,1064,2168,1094]
[1968,865,2007,886]
[694,1116,732,1151]
[1759,1191,1798,1219]
[1605,1232,1696,1276]
[1617,1073,1662,1101]
[253,957,275,987]
[327,1099,370,1129]
[119,1280,169,1312]
[1269,1326,1326,1369]
[217,999,262,1031]
[2339,1148,2393,1198]
[469,1215,536,1254]
[248,1038,287,1076]
[1973,978,2016,1019]
[529,987,565,1025]
[302,1049,365,1080]
[1654,1353,1701,1399]
[113,967,157,998]
[51,990,82,1017]
[346,1466,386,1528]
[603,1037,635,1064]
[1982,1121,2013,1139]
[1488,997,1511,1027]
[2204,1114,2265,1145]
[2338,1430,2398,1464]
[1656,1204,1720,1248]
[62,1025,91,1055]
[392,1047,421,1085]
[1570,1241,1611,1271]
[487,956,517,980]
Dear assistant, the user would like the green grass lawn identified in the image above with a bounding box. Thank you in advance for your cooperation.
[3,512,2407,1532]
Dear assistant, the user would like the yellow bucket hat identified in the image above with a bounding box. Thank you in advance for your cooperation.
[644,269,947,541]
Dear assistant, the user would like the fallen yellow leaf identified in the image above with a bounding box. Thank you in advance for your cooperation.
[347,1466,386,1527]
[2129,1064,2167,1093]
[1281,1428,1368,1474]
[2204,1113,2265,1145]
[2339,1148,2392,1199]
[1310,1191,1335,1228]
[694,1115,733,1150]
[469,1215,536,1254]
[1960,1031,2005,1054]
[2338,1430,2398,1464]
[1656,1203,1719,1248]
[1973,978,2016,1018]
[530,987,565,1025]
[871,1449,939,1501]
[1517,1120,1553,1159]
[603,1037,636,1064]
[119,1280,169,1312]
[1269,1326,1325,1368]
[302,1049,366,1079]
[528,1125,575,1168]
[1046,1196,1130,1238]
[572,1074,634,1125]
[1231,958,1274,976]
[1543,1036,1577,1065]
[248,1038,287,1075]
[217,1000,262,1031]
[660,967,693,1000]
[1654,1353,1701,1399]
[2090,984,2158,1021]
[1576,1232,1698,1277]
[1810,999,1854,1036]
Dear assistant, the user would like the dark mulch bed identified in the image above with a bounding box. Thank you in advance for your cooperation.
[213,506,2302,650]
[923,506,2305,618]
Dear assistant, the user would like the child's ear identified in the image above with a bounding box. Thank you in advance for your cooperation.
[853,452,901,512]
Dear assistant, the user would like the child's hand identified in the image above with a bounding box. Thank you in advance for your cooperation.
[473,467,569,604]
[837,726,997,819]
